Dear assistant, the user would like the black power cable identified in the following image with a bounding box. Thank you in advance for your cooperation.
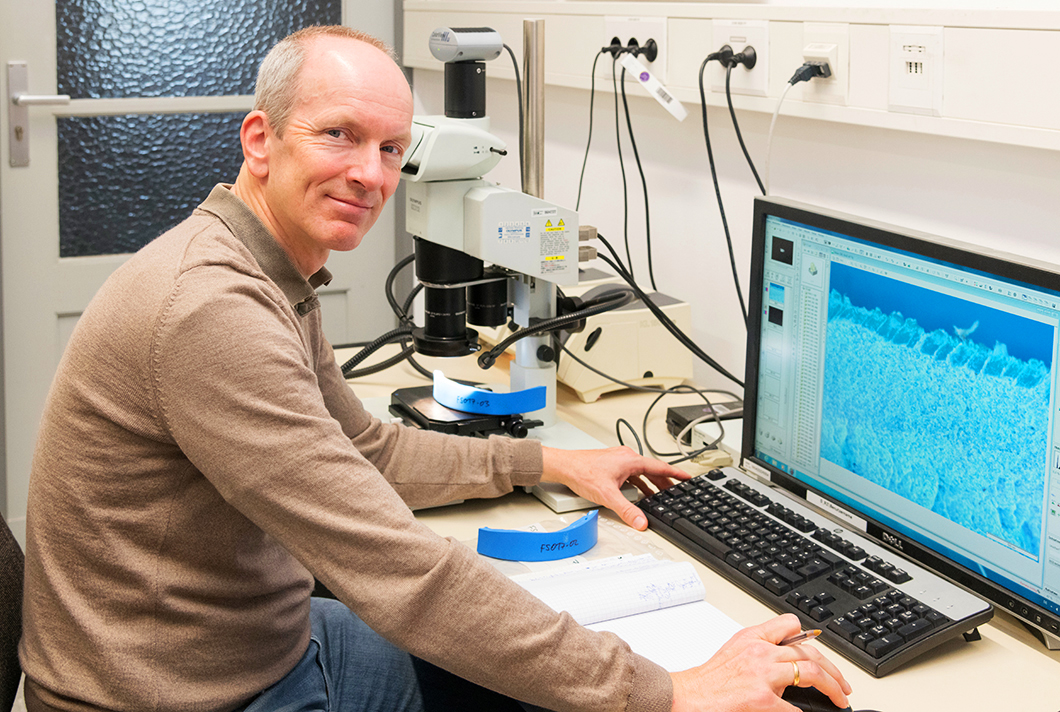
[619,67,658,292]
[611,55,635,280]
[724,64,766,196]
[502,43,524,182]
[576,49,607,212]
[593,233,744,388]
[698,54,749,327]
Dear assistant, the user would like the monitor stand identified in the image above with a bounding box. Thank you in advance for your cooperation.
[1022,620,1060,651]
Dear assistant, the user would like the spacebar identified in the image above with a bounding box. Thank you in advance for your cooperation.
[673,519,731,559]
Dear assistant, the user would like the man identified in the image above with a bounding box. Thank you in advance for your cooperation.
[20,26,851,712]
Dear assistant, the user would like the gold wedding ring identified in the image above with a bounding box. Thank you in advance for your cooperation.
[791,660,801,687]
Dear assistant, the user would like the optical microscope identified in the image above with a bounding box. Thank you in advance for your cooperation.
[393,26,629,511]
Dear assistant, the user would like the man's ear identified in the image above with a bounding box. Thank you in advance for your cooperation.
[241,110,271,178]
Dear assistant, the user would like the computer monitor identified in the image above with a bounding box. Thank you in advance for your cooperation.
[744,196,1060,648]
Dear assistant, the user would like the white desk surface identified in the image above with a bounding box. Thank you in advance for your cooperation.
[338,345,1060,712]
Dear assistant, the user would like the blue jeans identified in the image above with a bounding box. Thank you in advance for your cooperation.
[241,597,526,712]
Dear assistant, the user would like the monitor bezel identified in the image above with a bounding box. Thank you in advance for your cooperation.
[742,195,1060,643]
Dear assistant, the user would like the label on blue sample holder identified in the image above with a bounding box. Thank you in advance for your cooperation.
[477,510,598,561]
[432,370,546,416]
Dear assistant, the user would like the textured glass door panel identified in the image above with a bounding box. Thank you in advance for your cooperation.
[57,0,341,98]
[58,112,245,257]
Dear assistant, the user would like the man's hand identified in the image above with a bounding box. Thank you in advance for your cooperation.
[670,614,852,712]
[540,446,688,530]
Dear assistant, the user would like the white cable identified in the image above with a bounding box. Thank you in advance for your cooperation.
[676,414,724,459]
[764,81,796,196]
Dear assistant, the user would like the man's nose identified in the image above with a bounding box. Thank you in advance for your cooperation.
[347,145,386,192]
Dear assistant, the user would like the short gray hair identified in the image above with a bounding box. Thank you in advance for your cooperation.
[254,26,397,136]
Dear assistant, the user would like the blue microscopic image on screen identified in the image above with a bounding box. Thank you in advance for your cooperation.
[769,283,786,304]
[820,262,1051,557]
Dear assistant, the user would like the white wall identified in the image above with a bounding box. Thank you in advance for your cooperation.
[407,4,1060,391]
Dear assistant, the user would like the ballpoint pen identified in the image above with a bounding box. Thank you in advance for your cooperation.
[779,629,822,646]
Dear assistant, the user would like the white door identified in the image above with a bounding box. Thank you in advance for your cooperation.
[1,0,400,544]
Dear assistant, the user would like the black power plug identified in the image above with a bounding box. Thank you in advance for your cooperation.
[632,38,658,63]
[728,45,757,70]
[603,37,660,63]
[711,44,734,66]
[602,36,624,58]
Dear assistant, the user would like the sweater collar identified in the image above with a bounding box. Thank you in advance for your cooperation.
[198,184,333,312]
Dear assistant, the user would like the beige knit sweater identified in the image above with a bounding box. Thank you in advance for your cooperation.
[19,186,671,712]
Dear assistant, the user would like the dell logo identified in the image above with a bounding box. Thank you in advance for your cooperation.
[882,531,905,551]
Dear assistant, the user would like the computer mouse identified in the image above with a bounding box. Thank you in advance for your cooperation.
[781,685,853,712]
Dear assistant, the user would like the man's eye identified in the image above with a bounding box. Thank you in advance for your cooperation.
[326,129,343,139]
[382,145,400,155]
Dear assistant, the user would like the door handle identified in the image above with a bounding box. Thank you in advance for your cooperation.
[8,61,70,167]
[12,93,71,107]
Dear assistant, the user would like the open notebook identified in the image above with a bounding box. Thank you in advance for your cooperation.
[510,554,743,672]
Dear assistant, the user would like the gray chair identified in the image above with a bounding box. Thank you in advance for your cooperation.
[0,513,23,712]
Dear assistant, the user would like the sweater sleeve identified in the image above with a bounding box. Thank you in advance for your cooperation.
[152,267,674,712]
[311,324,544,510]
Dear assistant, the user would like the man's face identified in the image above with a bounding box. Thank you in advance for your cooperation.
[262,38,413,261]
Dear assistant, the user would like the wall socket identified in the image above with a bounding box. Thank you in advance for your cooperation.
[801,22,849,106]
[711,19,769,97]
[603,16,668,85]
[889,25,944,116]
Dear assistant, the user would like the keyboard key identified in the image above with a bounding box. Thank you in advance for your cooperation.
[798,560,832,579]
[828,616,861,642]
[898,618,933,641]
[810,605,832,622]
[852,585,874,600]
[726,551,749,568]
[674,519,731,558]
[867,633,904,658]
[853,631,875,650]
[888,568,912,584]
[767,562,804,585]
[814,592,836,606]
[927,610,950,628]
[765,576,791,595]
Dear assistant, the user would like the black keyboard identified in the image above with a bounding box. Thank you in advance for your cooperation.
[638,468,993,676]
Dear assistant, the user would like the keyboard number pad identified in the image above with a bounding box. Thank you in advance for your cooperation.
[828,592,952,658]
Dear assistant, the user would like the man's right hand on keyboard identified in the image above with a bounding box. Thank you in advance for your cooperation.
[669,613,852,712]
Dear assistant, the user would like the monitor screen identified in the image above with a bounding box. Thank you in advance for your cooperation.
[743,196,1060,642]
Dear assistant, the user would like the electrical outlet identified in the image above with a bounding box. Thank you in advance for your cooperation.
[889,25,944,116]
[603,16,668,85]
[801,23,849,105]
[711,19,769,97]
